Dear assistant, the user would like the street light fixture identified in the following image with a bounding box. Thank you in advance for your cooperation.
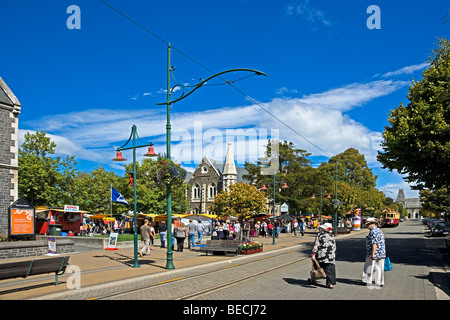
[311,186,331,222]
[112,125,158,268]
[156,43,267,270]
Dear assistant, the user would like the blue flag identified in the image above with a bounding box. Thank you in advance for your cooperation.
[111,187,129,206]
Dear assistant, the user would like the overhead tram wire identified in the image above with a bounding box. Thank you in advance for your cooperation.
[99,0,333,159]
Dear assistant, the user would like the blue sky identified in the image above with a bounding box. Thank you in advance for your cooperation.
[1,0,448,199]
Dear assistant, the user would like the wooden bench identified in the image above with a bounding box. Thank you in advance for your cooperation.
[336,227,351,234]
[0,256,70,286]
[199,240,242,256]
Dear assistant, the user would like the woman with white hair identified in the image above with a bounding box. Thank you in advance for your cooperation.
[309,222,337,288]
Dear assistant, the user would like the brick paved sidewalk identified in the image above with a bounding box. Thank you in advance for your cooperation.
[1,222,448,300]
[0,230,320,300]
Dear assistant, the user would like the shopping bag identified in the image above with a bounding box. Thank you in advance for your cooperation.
[310,258,327,281]
[384,257,392,271]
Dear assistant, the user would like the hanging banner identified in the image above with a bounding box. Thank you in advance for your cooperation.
[46,237,59,256]
[105,232,119,250]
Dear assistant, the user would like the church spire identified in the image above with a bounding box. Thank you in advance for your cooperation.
[222,143,237,191]
[223,143,237,176]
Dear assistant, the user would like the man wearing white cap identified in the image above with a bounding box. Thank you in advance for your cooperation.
[361,217,386,287]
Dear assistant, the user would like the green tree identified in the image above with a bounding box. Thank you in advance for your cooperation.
[122,157,189,214]
[244,140,320,214]
[319,148,385,217]
[71,166,122,213]
[18,131,77,206]
[419,187,449,218]
[209,182,267,218]
[377,37,450,190]
[320,148,377,189]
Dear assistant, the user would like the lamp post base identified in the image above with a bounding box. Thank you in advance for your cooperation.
[165,253,175,269]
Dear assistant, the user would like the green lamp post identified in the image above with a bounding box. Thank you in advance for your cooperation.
[112,125,158,268]
[260,174,288,245]
[312,186,331,222]
[331,160,342,237]
[156,44,267,269]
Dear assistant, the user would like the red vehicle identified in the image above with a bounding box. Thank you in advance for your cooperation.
[381,210,400,227]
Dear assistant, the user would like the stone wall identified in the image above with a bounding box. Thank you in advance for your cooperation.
[0,77,21,236]
[0,239,74,260]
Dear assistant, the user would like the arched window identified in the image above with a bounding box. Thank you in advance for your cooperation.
[193,184,200,200]
[208,182,217,199]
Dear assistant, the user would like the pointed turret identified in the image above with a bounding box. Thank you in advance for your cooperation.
[396,189,406,202]
[222,143,237,191]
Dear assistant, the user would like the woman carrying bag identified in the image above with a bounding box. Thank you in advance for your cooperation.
[308,222,337,289]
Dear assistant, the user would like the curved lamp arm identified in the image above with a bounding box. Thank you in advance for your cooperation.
[156,68,268,106]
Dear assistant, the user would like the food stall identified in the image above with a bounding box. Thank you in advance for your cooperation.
[35,205,89,235]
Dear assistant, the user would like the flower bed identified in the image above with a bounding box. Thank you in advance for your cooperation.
[239,241,263,254]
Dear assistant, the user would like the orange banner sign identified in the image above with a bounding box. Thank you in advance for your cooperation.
[10,209,34,235]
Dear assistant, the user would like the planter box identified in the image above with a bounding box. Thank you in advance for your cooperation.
[239,247,263,255]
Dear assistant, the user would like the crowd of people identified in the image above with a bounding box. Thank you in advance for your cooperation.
[87,213,387,290]
[81,217,134,236]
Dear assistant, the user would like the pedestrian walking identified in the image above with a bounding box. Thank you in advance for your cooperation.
[300,219,306,238]
[361,218,386,287]
[293,220,298,236]
[187,219,197,249]
[262,221,267,237]
[267,221,273,237]
[174,222,187,252]
[157,221,167,248]
[139,219,152,257]
[196,220,205,244]
[275,220,280,238]
[149,221,155,250]
[242,219,250,240]
[255,221,260,238]
[234,221,241,241]
[229,222,234,239]
[309,222,336,289]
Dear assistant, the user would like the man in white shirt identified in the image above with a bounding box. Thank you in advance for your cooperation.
[196,220,205,244]
[234,221,241,241]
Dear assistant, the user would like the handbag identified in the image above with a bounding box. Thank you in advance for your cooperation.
[384,257,392,271]
[310,257,327,281]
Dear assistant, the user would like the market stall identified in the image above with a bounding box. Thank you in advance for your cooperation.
[35,205,89,235]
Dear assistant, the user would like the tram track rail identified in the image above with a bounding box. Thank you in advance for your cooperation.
[86,246,309,300]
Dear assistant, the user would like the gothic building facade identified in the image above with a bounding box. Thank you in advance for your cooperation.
[0,77,21,234]
[396,189,422,219]
[186,143,248,214]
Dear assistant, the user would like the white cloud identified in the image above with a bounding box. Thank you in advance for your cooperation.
[22,64,415,173]
[18,129,103,162]
[286,1,333,28]
[380,62,429,78]
[297,80,408,112]
[377,179,420,199]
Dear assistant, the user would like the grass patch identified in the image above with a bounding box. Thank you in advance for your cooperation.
[82,234,160,242]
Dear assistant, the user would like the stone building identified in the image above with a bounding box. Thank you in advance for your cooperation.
[186,143,248,214]
[0,77,21,234]
[396,189,422,219]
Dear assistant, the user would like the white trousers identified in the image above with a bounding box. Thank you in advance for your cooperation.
[140,239,151,255]
[362,257,385,286]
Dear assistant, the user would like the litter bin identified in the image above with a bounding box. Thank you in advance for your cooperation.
[49,224,62,236]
